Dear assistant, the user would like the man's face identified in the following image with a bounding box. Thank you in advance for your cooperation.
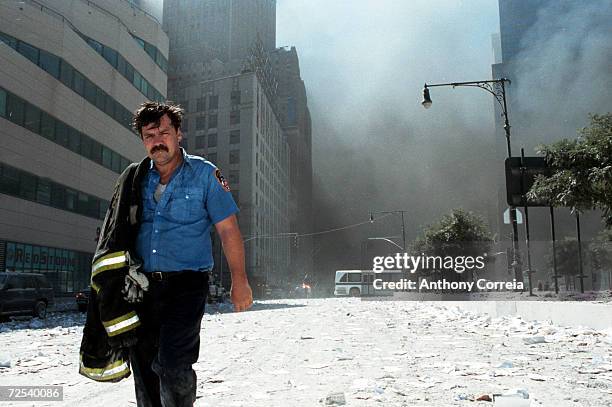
[141,114,182,166]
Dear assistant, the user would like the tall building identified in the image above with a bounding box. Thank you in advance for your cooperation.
[0,0,168,294]
[269,46,313,282]
[164,0,275,68]
[164,0,314,289]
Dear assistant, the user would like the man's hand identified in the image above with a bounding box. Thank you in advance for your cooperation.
[215,214,252,312]
[230,279,253,312]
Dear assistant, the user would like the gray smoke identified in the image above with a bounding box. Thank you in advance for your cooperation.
[277,0,502,281]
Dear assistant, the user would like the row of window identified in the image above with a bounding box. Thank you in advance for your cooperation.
[130,33,168,74]
[193,130,241,149]
[0,162,109,220]
[186,110,240,132]
[0,31,145,133]
[0,88,132,174]
[81,34,164,102]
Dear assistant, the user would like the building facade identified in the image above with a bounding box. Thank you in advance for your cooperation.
[0,0,168,294]
[269,46,313,283]
[163,0,275,68]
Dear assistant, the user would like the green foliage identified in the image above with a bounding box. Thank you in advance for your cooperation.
[413,208,493,260]
[589,229,612,274]
[527,113,612,227]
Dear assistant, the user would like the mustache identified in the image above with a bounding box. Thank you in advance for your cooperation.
[151,144,168,154]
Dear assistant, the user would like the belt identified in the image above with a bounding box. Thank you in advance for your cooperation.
[149,270,198,281]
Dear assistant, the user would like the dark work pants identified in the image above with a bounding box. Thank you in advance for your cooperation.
[130,272,208,407]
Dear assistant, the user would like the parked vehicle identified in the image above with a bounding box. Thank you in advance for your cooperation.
[75,287,90,312]
[0,272,55,319]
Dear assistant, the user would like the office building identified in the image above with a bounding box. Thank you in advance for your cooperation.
[0,0,168,294]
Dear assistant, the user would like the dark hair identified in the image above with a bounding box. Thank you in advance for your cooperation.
[132,101,184,136]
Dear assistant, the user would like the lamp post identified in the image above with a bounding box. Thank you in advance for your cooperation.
[369,210,407,251]
[421,78,523,285]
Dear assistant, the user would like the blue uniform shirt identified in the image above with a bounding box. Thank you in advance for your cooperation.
[136,149,239,273]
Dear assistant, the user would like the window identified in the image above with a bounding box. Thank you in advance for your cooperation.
[196,97,205,111]
[125,63,134,83]
[6,93,25,126]
[0,88,5,118]
[87,38,103,54]
[120,157,130,171]
[208,133,217,148]
[207,152,217,163]
[133,70,142,90]
[91,140,102,164]
[117,56,127,77]
[84,79,96,105]
[19,172,36,201]
[50,182,64,209]
[229,150,240,164]
[208,114,217,129]
[0,165,20,195]
[230,130,240,144]
[229,170,239,184]
[55,122,69,147]
[141,79,149,98]
[38,50,60,78]
[59,61,73,89]
[196,116,206,130]
[102,46,118,68]
[40,111,55,141]
[80,136,92,159]
[24,103,41,134]
[144,43,156,59]
[67,128,81,153]
[36,178,51,205]
[65,188,77,211]
[102,146,112,169]
[73,70,85,96]
[209,95,218,109]
[182,118,189,132]
[95,88,106,111]
[231,190,239,203]
[231,90,241,105]
[104,95,115,117]
[230,110,240,125]
[17,41,39,64]
[195,135,206,149]
[0,32,17,49]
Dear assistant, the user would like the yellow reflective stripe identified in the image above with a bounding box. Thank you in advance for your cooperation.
[102,311,140,336]
[91,251,127,277]
[90,281,100,293]
[79,355,130,381]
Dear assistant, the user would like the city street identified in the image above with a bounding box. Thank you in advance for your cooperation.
[0,298,611,406]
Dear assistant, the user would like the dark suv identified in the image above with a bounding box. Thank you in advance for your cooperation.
[0,273,55,319]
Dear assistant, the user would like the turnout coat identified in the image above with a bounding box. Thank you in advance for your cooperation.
[79,157,150,382]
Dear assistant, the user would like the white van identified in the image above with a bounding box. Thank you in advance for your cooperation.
[334,270,403,297]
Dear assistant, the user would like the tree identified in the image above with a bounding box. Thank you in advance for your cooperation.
[527,113,612,227]
[413,208,493,282]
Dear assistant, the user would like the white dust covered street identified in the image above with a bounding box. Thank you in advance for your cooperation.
[1,298,611,406]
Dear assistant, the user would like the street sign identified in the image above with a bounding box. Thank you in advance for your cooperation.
[505,157,551,207]
[503,207,523,224]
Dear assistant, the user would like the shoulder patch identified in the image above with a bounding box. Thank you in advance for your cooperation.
[215,169,231,192]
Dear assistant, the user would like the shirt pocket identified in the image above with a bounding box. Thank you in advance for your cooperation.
[168,187,204,223]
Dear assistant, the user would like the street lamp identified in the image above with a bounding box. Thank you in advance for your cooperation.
[421,78,523,285]
[369,210,407,251]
